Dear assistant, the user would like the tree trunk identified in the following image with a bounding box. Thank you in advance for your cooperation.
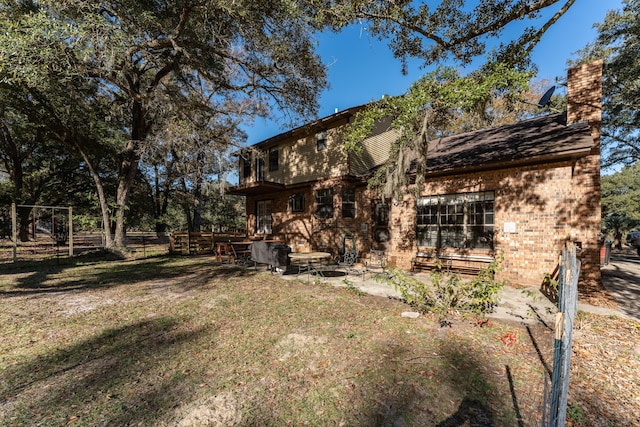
[74,142,114,248]
[114,99,145,247]
[192,150,204,232]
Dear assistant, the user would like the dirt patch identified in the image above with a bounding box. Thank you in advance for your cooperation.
[171,393,244,427]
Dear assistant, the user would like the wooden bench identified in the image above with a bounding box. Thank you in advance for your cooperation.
[411,251,494,276]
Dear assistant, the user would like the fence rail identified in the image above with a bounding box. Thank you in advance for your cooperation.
[0,231,170,262]
[168,231,247,255]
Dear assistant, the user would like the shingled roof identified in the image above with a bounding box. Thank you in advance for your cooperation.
[413,112,595,176]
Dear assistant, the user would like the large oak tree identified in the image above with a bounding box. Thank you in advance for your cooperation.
[0,0,327,248]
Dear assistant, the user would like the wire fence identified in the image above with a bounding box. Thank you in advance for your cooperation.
[541,242,580,427]
[0,231,170,263]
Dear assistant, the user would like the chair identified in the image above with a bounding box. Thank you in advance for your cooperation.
[364,249,388,280]
[335,250,361,277]
[230,241,253,267]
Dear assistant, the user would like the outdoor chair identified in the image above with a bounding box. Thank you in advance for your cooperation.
[230,241,253,267]
[364,249,389,280]
[334,250,361,277]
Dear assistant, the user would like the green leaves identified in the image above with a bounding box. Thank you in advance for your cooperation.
[575,0,640,168]
[343,64,531,197]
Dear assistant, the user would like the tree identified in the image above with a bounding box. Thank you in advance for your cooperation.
[324,0,577,72]
[329,0,577,195]
[344,64,532,197]
[572,0,640,169]
[0,0,327,249]
[0,85,91,241]
[601,163,640,246]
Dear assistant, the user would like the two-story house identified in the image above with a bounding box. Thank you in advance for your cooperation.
[228,61,603,287]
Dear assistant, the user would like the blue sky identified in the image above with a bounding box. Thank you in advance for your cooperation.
[242,0,623,144]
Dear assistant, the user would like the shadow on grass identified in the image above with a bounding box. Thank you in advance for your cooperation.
[347,336,504,426]
[0,254,259,297]
[0,316,217,426]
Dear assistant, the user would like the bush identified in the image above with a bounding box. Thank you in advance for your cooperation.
[379,256,505,321]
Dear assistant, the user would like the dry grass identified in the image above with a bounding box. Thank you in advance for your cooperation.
[0,254,638,426]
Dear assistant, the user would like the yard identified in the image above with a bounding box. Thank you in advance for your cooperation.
[0,253,638,426]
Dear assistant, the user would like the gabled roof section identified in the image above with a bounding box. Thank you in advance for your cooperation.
[249,105,366,149]
[412,112,595,175]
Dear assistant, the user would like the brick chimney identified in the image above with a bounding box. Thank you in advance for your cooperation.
[567,60,603,148]
[565,60,603,284]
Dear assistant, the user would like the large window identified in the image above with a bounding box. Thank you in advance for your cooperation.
[269,147,279,171]
[342,188,355,218]
[315,188,333,218]
[416,191,494,250]
[256,200,272,234]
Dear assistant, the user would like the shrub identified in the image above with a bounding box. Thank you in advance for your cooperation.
[379,256,505,321]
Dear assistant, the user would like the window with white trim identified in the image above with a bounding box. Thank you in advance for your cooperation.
[315,188,333,218]
[268,146,278,171]
[289,194,304,213]
[316,131,327,151]
[416,191,494,249]
[342,188,355,218]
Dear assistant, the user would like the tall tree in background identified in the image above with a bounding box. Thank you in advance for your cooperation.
[573,0,640,169]
[601,163,640,246]
[0,0,327,249]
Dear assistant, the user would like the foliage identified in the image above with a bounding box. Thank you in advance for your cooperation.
[323,0,577,73]
[572,0,640,169]
[343,64,531,197]
[0,0,328,245]
[380,257,505,320]
[601,163,640,236]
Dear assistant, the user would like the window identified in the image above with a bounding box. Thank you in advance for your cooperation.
[416,191,494,250]
[315,188,333,218]
[289,194,304,213]
[342,188,355,218]
[256,200,272,234]
[316,131,327,151]
[255,157,265,181]
[269,146,278,171]
[242,156,251,179]
[374,202,389,226]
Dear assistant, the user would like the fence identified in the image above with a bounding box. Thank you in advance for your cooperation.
[541,242,580,427]
[0,231,170,262]
[168,231,246,255]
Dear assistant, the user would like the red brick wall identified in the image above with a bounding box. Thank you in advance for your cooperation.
[387,160,600,286]
[245,178,377,256]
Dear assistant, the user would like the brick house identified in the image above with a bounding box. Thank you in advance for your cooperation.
[228,61,603,286]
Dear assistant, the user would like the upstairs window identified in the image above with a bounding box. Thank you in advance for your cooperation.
[289,194,305,213]
[315,188,333,218]
[416,191,494,250]
[316,131,327,151]
[255,157,265,181]
[242,156,251,179]
[342,188,356,218]
[269,146,279,171]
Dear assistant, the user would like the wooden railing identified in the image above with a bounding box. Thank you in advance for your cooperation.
[169,232,246,255]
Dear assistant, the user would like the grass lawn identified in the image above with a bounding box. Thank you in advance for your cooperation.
[0,253,638,426]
